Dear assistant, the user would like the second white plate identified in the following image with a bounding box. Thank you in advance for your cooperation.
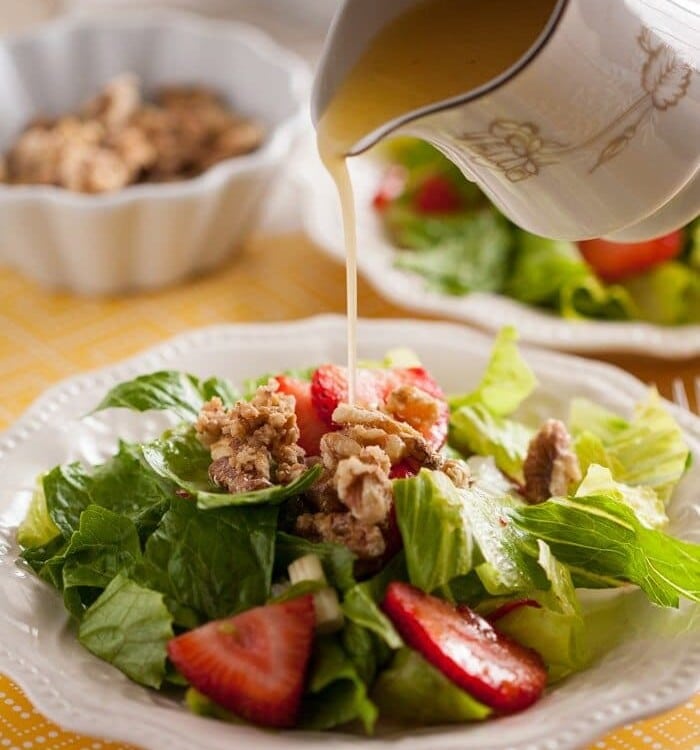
[298,144,700,358]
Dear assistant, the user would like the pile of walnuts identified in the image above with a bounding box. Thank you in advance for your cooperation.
[0,74,265,194]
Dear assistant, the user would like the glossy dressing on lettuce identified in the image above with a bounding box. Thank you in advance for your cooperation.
[316,0,556,402]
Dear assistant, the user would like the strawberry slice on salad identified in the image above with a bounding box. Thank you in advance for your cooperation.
[578,230,683,282]
[311,364,448,449]
[275,375,328,456]
[167,596,315,728]
[414,174,463,214]
[382,583,547,713]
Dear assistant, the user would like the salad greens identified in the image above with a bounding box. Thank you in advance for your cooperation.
[379,138,700,324]
[15,328,700,734]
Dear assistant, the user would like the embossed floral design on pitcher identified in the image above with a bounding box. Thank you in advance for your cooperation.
[459,29,694,182]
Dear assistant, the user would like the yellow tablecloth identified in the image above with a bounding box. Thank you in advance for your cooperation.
[0,232,697,749]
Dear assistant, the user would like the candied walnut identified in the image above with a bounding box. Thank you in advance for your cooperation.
[197,383,306,495]
[6,127,62,185]
[442,459,471,489]
[523,419,581,503]
[2,75,264,192]
[195,396,229,448]
[107,126,157,177]
[295,512,386,560]
[199,121,266,169]
[84,73,141,130]
[332,403,444,470]
[335,446,393,525]
[58,144,130,194]
[384,385,441,436]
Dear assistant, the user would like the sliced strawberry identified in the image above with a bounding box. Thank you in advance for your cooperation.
[486,599,541,624]
[578,230,683,282]
[311,364,389,426]
[384,367,449,449]
[372,165,407,212]
[382,583,547,713]
[275,375,328,456]
[389,461,417,479]
[311,364,448,449]
[168,596,315,728]
[414,175,463,214]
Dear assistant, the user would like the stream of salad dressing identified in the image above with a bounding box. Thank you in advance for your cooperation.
[316,0,557,403]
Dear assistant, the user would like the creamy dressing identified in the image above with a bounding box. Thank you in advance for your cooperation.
[316,0,556,403]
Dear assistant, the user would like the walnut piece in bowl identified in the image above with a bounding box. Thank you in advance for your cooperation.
[0,11,309,294]
[2,74,266,194]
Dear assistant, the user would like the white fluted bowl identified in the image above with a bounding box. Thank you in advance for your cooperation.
[0,11,310,295]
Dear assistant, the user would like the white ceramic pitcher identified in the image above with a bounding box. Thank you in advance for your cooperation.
[312,0,699,241]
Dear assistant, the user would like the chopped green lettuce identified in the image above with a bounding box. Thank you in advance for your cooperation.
[484,540,588,682]
[511,494,700,607]
[141,497,278,623]
[560,274,635,321]
[17,480,60,549]
[622,262,700,325]
[449,327,537,415]
[450,405,532,481]
[394,212,513,295]
[61,505,142,619]
[507,234,588,307]
[569,391,689,502]
[342,555,406,649]
[78,574,173,688]
[576,464,668,530]
[372,649,491,725]
[394,470,474,594]
[275,532,356,593]
[395,465,547,597]
[94,370,239,419]
[301,636,378,734]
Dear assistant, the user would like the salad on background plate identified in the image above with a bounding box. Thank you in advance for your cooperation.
[14,326,700,735]
[298,142,700,357]
[374,139,700,326]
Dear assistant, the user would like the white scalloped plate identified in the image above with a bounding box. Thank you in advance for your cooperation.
[298,144,700,357]
[0,316,698,750]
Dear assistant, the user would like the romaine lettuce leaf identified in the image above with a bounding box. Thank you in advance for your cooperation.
[394,466,547,596]
[507,234,588,307]
[301,636,378,734]
[483,540,588,682]
[141,496,278,623]
[61,505,142,619]
[185,688,240,722]
[372,648,491,725]
[510,494,700,607]
[576,464,668,530]
[78,574,173,689]
[622,262,700,325]
[393,470,474,594]
[463,459,548,594]
[341,621,393,686]
[36,442,176,545]
[94,370,239,419]
[560,274,635,321]
[42,463,93,539]
[393,212,513,295]
[569,391,689,502]
[342,555,406,649]
[275,532,356,592]
[449,327,537,416]
[17,480,61,549]
[449,405,532,481]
